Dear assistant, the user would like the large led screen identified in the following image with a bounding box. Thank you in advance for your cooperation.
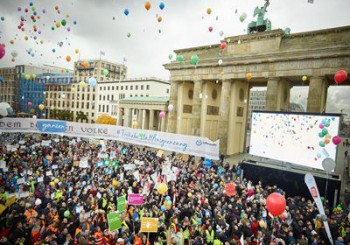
[249,111,340,170]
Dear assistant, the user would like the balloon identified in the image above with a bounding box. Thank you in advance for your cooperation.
[145,1,151,10]
[190,54,199,65]
[157,16,162,23]
[279,211,288,220]
[332,136,341,145]
[319,141,325,147]
[49,181,55,187]
[208,26,213,32]
[75,49,79,54]
[176,55,184,62]
[64,210,70,218]
[132,121,138,127]
[188,192,192,198]
[54,178,59,184]
[334,70,347,84]
[322,128,328,135]
[318,132,324,138]
[88,77,97,87]
[206,8,212,15]
[0,45,5,59]
[103,69,109,76]
[168,54,173,60]
[167,200,172,206]
[0,102,13,117]
[246,73,252,81]
[319,124,324,129]
[38,104,45,111]
[259,220,265,228]
[61,19,67,26]
[32,115,37,119]
[27,101,33,107]
[219,30,224,37]
[35,199,42,206]
[159,111,166,119]
[266,192,286,216]
[220,42,227,50]
[165,196,171,201]
[158,183,167,194]
[159,2,165,10]
[55,22,61,28]
[302,75,307,81]
[168,104,174,112]
[55,6,59,11]
[322,158,335,172]
[161,205,166,211]
[79,81,86,87]
[218,59,223,65]
[127,32,131,38]
[25,74,31,80]
[66,56,71,62]
[11,50,18,58]
[239,12,247,22]
[124,9,129,16]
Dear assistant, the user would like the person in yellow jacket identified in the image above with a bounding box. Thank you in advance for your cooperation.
[205,225,215,245]
[213,238,223,245]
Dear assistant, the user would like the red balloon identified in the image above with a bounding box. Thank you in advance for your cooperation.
[208,26,213,32]
[266,192,286,216]
[332,136,341,145]
[334,70,347,84]
[220,41,227,50]
[0,45,5,59]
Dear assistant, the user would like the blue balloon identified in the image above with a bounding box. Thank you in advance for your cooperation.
[165,196,171,201]
[161,205,166,211]
[88,77,97,87]
[124,9,129,16]
[73,20,77,25]
[0,76,3,82]
[214,183,219,189]
[159,2,165,10]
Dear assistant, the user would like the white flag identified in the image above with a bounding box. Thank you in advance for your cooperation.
[304,173,333,244]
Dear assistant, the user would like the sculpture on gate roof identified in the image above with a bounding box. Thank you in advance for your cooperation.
[247,0,272,34]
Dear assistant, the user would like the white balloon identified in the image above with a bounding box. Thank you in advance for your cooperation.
[219,30,224,37]
[168,104,174,112]
[322,158,335,172]
[35,199,42,206]
[33,115,37,119]
[0,102,13,117]
[218,59,223,65]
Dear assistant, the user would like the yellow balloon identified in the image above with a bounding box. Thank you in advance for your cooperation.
[132,121,138,127]
[54,178,59,184]
[50,181,55,187]
[55,22,61,28]
[38,104,45,111]
[79,81,86,87]
[246,72,252,81]
[207,8,212,15]
[71,87,76,92]
[24,74,31,80]
[75,49,79,54]
[32,74,37,79]
[158,183,168,195]
[302,75,307,81]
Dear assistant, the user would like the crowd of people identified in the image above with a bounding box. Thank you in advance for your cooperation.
[0,132,350,245]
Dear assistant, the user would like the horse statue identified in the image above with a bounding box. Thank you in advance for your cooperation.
[247,0,272,34]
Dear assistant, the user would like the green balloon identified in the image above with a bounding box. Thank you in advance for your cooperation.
[325,121,330,127]
[176,55,184,62]
[319,141,325,147]
[318,132,324,138]
[239,12,247,22]
[61,19,67,26]
[127,32,131,38]
[190,55,199,65]
[168,54,173,60]
[103,69,109,76]
[322,128,328,135]
[64,210,70,217]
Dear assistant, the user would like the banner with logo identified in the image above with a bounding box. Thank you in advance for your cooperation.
[0,118,219,159]
[140,217,158,233]
[128,193,144,205]
[304,173,333,245]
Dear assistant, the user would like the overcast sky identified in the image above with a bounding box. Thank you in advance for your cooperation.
[0,0,349,117]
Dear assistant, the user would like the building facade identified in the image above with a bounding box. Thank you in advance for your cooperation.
[164,26,350,156]
[74,59,127,83]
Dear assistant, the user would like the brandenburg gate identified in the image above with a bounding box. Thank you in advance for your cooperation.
[164,25,350,156]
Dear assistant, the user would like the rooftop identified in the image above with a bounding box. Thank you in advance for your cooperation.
[119,96,169,103]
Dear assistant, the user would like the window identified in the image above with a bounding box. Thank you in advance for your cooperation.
[106,105,109,113]
[111,95,114,101]
[130,85,133,90]
[146,94,149,97]
[87,94,90,100]
[112,86,114,90]
[82,94,85,100]
[141,85,144,90]
[135,85,138,90]
[107,95,110,100]
[116,86,118,90]
[99,105,101,112]
[81,102,84,108]
[92,102,95,109]
[86,103,89,109]
[140,94,143,97]
[92,94,95,100]
[108,86,110,91]
[104,86,106,91]
[166,89,169,94]
[92,113,94,118]
[102,105,105,112]
[76,102,79,108]
[125,85,128,90]
[121,86,123,90]
[146,85,150,90]
[130,95,133,97]
[103,96,106,100]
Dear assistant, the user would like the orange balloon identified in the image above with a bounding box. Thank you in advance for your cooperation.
[11,58,15,62]
[246,72,252,81]
[84,61,89,68]
[61,69,65,73]
[66,56,71,62]
[324,138,330,144]
[145,1,151,10]
[157,16,162,23]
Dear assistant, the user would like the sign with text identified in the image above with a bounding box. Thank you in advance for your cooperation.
[0,118,220,160]
[107,212,122,232]
[127,193,144,205]
[140,217,159,233]
[117,196,126,213]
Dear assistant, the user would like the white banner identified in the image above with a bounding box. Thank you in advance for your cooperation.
[0,118,220,159]
[304,173,333,245]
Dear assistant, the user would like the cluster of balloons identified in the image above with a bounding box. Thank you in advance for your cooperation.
[317,118,341,147]
[80,61,90,68]
[161,195,172,211]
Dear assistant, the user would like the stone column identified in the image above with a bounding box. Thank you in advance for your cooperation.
[160,113,166,132]
[307,76,328,113]
[266,78,291,111]
[217,80,232,154]
[191,80,202,136]
[149,109,154,130]
[167,81,178,133]
[118,108,123,126]
[141,109,146,129]
[124,108,132,127]
[137,109,142,129]
[199,82,208,137]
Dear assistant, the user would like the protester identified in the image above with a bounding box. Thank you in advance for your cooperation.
[0,132,349,244]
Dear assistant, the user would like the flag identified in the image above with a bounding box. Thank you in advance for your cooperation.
[100,50,106,56]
